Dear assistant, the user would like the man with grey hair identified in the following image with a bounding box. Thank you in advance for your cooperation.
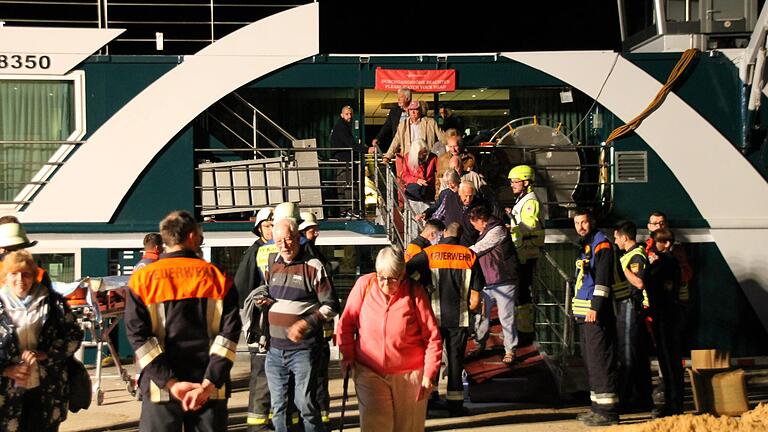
[370,88,412,155]
[261,218,340,432]
[418,170,461,222]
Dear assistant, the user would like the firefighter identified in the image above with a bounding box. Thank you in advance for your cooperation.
[505,165,544,346]
[125,210,241,431]
[612,220,653,413]
[405,219,445,262]
[407,222,482,416]
[234,207,274,431]
[572,209,620,426]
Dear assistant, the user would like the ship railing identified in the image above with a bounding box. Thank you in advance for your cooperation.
[0,1,308,55]
[194,146,365,219]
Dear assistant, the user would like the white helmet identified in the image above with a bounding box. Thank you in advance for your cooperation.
[252,207,273,235]
[273,202,302,223]
[298,212,318,231]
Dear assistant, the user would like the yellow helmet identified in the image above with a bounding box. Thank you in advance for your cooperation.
[508,165,534,182]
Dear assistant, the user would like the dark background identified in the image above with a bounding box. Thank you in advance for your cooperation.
[319,1,622,54]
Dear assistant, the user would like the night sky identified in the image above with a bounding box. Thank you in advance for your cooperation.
[319,1,623,54]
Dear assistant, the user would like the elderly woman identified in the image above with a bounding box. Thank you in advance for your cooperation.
[402,138,437,207]
[0,251,83,431]
[337,247,442,432]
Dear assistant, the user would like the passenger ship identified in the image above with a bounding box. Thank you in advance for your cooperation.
[1,1,766,382]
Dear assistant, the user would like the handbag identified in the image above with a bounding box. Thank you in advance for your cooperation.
[67,357,92,412]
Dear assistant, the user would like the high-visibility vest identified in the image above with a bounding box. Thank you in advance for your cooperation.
[255,242,279,281]
[572,231,612,318]
[509,191,544,262]
[613,243,646,301]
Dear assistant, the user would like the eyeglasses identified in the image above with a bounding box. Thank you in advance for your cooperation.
[376,274,399,284]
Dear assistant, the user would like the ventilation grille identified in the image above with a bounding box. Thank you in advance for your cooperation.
[615,151,648,183]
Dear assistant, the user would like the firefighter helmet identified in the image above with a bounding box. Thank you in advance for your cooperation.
[298,212,318,232]
[252,207,273,235]
[273,202,302,223]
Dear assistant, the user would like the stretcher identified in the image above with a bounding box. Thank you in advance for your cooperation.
[56,276,135,405]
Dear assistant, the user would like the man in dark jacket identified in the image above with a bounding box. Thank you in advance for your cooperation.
[126,210,241,431]
[369,88,411,155]
[407,222,481,415]
[331,105,366,161]
[468,205,520,364]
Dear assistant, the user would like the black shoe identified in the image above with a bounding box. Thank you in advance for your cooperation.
[576,411,596,422]
[448,406,470,417]
[427,398,448,411]
[584,412,619,427]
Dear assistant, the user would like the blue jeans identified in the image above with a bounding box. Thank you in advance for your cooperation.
[483,283,518,353]
[265,346,324,432]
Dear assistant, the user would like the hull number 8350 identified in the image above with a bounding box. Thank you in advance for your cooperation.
[0,55,52,70]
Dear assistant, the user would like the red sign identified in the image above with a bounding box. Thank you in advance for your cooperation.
[375,68,456,92]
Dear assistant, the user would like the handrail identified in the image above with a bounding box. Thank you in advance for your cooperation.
[231,92,298,143]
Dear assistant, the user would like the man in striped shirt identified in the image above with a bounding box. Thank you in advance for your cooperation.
[261,218,340,432]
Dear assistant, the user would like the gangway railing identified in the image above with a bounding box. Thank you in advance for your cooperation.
[534,248,577,358]
[205,92,296,155]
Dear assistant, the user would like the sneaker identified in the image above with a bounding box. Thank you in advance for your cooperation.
[584,412,619,427]
[448,406,470,417]
[576,411,596,422]
[101,355,115,367]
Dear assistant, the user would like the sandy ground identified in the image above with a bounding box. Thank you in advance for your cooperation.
[603,403,768,432]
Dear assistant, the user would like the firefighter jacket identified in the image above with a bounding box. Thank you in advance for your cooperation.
[234,238,266,309]
[126,250,242,403]
[406,237,482,328]
[509,190,544,263]
[572,230,614,318]
[405,235,431,262]
[612,243,647,304]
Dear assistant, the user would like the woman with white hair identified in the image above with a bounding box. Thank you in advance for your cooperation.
[0,250,83,431]
[337,246,441,432]
[402,138,437,214]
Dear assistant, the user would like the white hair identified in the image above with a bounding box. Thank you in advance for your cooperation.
[443,169,461,187]
[375,246,405,279]
[408,139,428,171]
[398,88,412,101]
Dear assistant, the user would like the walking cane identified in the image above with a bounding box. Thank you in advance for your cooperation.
[339,365,350,432]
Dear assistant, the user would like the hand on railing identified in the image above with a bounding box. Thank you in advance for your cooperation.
[380,156,391,165]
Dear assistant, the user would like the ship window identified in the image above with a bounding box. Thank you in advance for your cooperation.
[615,151,648,183]
[35,253,76,283]
[0,71,86,210]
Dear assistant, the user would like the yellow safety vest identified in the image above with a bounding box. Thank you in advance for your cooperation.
[614,244,649,307]
[509,191,544,262]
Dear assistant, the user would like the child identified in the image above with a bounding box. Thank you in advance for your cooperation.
[646,228,684,418]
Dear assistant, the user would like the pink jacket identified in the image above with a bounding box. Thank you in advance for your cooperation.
[337,273,442,380]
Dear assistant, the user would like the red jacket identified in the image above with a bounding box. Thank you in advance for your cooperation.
[401,153,438,200]
[337,273,442,380]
